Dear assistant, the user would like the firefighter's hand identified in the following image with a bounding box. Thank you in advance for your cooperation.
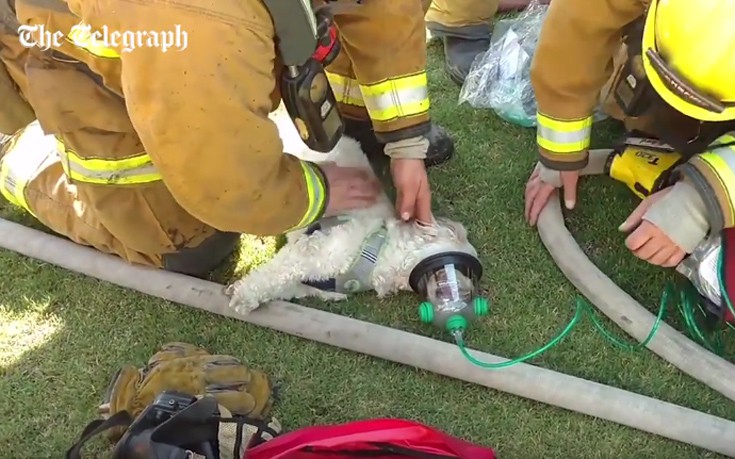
[525,163,580,226]
[619,185,689,267]
[391,158,433,224]
[320,163,381,216]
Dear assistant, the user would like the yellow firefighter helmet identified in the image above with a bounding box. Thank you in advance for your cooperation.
[642,0,735,122]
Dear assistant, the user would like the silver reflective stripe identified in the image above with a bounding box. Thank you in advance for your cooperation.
[709,143,735,169]
[2,162,21,200]
[363,87,428,114]
[0,122,57,214]
[536,113,593,153]
[63,159,159,183]
[536,126,590,145]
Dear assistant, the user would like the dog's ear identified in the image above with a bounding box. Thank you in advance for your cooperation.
[436,217,469,243]
[414,219,439,238]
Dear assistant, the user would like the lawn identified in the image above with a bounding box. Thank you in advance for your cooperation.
[2,40,735,458]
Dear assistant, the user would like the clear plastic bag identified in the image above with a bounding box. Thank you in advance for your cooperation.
[458,0,607,127]
[676,234,723,307]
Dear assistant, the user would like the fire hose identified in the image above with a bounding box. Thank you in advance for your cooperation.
[537,149,735,404]
[1,216,735,456]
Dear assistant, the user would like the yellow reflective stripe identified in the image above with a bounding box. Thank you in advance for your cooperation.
[66,23,120,59]
[696,152,735,224]
[288,161,327,231]
[359,72,430,122]
[696,134,735,206]
[326,72,365,107]
[0,148,37,218]
[712,133,735,148]
[536,113,593,153]
[680,132,735,227]
[56,139,162,185]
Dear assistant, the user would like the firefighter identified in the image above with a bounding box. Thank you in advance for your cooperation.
[524,0,735,268]
[424,0,549,86]
[323,0,454,211]
[0,0,448,277]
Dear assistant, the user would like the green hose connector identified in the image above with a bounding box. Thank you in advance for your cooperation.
[419,302,434,323]
[446,315,468,333]
[473,297,490,316]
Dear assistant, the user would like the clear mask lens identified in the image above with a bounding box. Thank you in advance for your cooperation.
[424,264,477,313]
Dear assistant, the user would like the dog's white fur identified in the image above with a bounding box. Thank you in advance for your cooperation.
[226,121,477,314]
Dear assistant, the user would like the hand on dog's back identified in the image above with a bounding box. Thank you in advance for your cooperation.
[391,158,432,224]
[320,163,382,216]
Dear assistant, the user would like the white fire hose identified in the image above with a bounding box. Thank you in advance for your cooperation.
[1,217,735,456]
[538,149,735,405]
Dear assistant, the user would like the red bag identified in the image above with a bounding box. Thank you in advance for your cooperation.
[246,418,496,459]
[721,228,735,324]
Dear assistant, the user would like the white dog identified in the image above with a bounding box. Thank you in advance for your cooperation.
[226,115,480,314]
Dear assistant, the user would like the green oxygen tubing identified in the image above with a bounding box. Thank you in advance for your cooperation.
[420,278,731,371]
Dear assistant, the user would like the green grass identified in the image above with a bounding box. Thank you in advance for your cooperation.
[2,41,735,458]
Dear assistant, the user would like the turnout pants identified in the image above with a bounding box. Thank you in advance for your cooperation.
[0,123,239,276]
[325,0,432,143]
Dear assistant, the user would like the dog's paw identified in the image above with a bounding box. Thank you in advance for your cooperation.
[228,296,262,315]
[226,284,263,314]
[224,282,240,297]
[315,290,349,302]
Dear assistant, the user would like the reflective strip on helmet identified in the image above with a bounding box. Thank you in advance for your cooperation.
[56,139,163,185]
[326,72,365,106]
[536,113,593,153]
[0,148,37,217]
[288,161,327,231]
[359,72,430,122]
[66,23,121,59]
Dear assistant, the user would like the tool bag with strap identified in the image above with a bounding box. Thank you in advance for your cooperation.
[100,342,276,439]
[66,391,281,459]
[65,342,280,458]
[68,412,495,459]
[245,418,496,459]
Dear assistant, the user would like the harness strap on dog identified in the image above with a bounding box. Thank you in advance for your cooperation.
[303,216,388,293]
[332,229,386,293]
